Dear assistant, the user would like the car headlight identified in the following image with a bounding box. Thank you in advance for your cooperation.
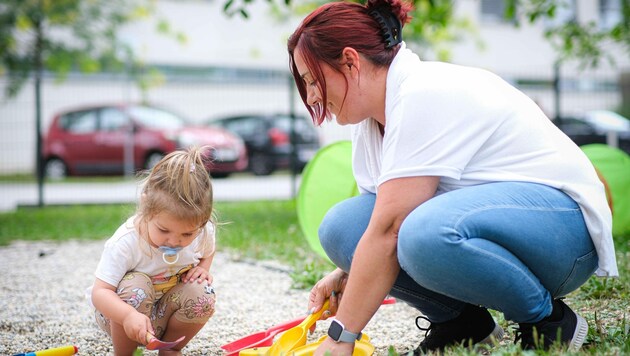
[211,147,239,162]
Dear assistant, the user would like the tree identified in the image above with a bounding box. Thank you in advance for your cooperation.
[0,0,179,206]
[503,0,630,68]
[225,0,630,67]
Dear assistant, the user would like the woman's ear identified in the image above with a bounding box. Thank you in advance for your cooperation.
[341,47,360,73]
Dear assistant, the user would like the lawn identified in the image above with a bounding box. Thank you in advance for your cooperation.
[0,200,628,355]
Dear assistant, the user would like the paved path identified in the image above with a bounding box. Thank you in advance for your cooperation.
[0,175,299,212]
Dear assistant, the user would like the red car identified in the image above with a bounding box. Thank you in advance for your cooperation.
[43,103,248,178]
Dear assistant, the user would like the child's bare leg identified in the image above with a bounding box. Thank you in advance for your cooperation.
[110,321,140,356]
[158,317,207,355]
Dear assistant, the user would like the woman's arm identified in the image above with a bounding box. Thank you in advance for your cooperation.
[315,176,439,355]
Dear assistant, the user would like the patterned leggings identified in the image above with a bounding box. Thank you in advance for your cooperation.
[95,272,216,339]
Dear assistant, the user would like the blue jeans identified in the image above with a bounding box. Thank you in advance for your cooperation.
[318,182,598,323]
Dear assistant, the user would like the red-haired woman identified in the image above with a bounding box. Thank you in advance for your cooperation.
[288,0,617,355]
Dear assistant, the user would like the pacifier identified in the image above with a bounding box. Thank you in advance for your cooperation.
[158,246,182,264]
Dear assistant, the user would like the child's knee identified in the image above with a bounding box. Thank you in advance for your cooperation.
[174,283,216,324]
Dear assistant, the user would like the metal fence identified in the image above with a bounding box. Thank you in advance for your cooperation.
[0,64,626,210]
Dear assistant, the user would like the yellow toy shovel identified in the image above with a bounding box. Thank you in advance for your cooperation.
[263,299,330,355]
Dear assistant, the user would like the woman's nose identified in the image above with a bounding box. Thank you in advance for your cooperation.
[306,87,320,106]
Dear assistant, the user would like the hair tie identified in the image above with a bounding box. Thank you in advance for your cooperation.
[369,6,403,49]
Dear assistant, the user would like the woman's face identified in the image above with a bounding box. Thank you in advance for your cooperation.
[294,48,365,126]
[146,212,201,248]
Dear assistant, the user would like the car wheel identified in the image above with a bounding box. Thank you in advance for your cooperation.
[45,158,68,180]
[145,152,165,170]
[249,152,275,176]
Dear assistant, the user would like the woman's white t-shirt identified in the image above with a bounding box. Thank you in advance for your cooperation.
[352,42,618,277]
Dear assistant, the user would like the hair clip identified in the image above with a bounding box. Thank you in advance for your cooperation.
[190,163,196,173]
[369,6,403,49]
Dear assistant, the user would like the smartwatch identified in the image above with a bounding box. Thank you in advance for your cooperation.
[327,319,362,343]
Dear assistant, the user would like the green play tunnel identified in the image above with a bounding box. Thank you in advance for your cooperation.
[297,141,357,261]
[581,144,630,236]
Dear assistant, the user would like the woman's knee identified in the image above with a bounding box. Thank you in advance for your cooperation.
[318,194,375,269]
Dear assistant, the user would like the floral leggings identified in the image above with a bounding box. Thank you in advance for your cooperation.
[95,272,216,339]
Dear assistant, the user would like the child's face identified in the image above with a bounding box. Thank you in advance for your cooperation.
[146,212,202,248]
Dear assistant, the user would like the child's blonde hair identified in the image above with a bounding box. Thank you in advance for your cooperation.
[137,146,215,255]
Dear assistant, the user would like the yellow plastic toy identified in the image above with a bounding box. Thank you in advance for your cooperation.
[238,299,375,356]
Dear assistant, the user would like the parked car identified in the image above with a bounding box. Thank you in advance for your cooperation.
[209,114,321,176]
[43,103,248,179]
[554,110,630,155]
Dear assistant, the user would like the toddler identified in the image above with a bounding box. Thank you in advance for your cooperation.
[90,146,217,355]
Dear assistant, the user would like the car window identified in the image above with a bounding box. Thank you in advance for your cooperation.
[100,108,129,131]
[224,118,263,136]
[274,115,316,136]
[128,106,185,129]
[59,110,98,134]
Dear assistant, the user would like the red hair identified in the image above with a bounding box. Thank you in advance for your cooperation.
[288,0,413,125]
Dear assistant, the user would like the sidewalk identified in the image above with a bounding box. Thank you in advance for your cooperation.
[0,175,298,212]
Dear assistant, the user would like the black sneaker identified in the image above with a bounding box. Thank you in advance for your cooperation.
[413,304,504,354]
[514,299,588,350]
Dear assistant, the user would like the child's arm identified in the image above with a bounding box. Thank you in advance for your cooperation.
[182,253,214,284]
[91,278,154,344]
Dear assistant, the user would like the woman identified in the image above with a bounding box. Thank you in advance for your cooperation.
[287,0,618,355]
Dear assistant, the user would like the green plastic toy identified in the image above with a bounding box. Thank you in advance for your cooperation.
[581,144,630,236]
[297,141,358,261]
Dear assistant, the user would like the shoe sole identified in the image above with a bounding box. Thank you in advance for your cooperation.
[570,314,588,350]
[478,322,505,346]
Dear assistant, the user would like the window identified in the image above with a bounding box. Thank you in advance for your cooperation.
[544,0,577,28]
[481,0,511,23]
[100,108,129,131]
[600,0,622,29]
[60,110,98,134]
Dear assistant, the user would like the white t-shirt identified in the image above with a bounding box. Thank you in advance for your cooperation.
[94,216,216,298]
[352,42,618,277]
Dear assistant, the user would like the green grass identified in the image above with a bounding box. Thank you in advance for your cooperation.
[0,201,628,355]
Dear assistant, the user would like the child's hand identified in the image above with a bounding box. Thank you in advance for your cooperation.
[122,311,153,345]
[183,266,213,284]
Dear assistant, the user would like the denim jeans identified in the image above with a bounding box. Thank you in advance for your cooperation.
[318,182,598,323]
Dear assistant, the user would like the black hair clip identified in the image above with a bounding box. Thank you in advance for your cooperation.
[369,6,403,49]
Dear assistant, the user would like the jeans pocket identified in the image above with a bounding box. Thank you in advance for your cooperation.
[553,249,599,297]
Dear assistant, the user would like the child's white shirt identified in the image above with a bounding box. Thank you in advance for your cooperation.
[89,216,215,303]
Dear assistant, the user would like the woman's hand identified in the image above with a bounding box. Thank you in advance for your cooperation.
[183,266,212,284]
[314,337,354,356]
[307,268,348,333]
[122,311,153,345]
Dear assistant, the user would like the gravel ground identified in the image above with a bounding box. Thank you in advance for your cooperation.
[0,240,421,355]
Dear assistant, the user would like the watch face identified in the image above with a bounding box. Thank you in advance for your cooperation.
[328,320,344,340]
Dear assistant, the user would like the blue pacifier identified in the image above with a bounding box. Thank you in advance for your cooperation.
[158,246,182,264]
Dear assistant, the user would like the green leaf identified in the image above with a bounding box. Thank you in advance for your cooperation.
[157,19,170,34]
[224,0,234,12]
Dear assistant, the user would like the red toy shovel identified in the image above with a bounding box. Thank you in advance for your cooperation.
[146,333,186,351]
[221,316,306,356]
